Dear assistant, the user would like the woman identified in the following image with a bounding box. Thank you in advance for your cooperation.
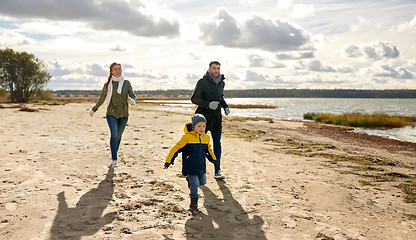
[89,62,136,167]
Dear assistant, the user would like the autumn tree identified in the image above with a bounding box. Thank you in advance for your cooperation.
[0,48,51,103]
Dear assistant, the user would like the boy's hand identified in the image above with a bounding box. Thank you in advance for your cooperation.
[164,162,171,169]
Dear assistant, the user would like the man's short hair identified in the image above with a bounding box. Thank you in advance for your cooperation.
[209,61,221,68]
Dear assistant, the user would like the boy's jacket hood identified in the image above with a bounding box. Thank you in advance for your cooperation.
[184,122,197,135]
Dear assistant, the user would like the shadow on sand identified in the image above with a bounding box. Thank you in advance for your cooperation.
[49,166,116,240]
[185,180,266,239]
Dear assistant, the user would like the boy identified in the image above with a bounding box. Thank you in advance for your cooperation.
[164,114,217,212]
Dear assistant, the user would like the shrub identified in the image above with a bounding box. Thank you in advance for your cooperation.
[0,87,9,102]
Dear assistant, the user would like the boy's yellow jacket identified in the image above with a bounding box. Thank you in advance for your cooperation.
[165,123,217,176]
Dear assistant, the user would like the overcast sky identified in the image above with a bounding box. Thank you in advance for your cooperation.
[0,0,415,90]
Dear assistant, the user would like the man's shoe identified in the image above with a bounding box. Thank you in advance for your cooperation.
[214,171,225,179]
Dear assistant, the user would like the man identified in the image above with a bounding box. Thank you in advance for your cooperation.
[191,61,230,179]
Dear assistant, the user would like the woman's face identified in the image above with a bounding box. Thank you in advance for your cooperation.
[111,64,122,77]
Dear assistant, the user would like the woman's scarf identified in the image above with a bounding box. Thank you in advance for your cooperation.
[105,75,125,106]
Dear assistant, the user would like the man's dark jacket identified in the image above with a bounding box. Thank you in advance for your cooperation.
[191,71,229,132]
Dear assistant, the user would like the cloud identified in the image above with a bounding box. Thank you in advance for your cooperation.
[350,16,369,32]
[246,70,267,82]
[308,60,335,72]
[373,65,413,79]
[397,15,416,32]
[189,52,200,61]
[277,0,292,9]
[46,59,109,77]
[292,59,353,73]
[199,8,312,51]
[0,0,180,38]
[0,30,36,47]
[247,54,287,68]
[343,41,400,60]
[276,51,314,60]
[407,58,416,68]
[237,70,292,89]
[291,4,315,19]
[110,41,127,52]
[46,59,81,77]
[247,54,266,67]
[85,62,108,76]
[239,0,260,7]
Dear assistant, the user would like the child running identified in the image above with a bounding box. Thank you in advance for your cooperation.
[164,114,217,213]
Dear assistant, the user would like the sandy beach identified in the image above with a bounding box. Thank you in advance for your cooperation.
[0,102,415,240]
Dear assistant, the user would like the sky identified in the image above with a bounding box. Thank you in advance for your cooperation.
[0,0,415,91]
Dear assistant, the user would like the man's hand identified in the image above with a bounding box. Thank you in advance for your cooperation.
[89,109,95,117]
[209,101,219,110]
[224,107,230,115]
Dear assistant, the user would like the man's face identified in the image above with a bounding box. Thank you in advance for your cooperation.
[209,64,220,78]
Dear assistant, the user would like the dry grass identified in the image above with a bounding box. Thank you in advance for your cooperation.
[51,96,98,103]
[304,112,414,129]
[228,104,277,109]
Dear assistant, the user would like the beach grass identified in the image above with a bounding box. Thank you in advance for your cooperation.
[227,104,277,109]
[304,112,415,129]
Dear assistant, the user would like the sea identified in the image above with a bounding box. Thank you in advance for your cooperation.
[151,98,416,143]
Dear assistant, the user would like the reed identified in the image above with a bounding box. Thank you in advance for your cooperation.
[228,104,277,109]
[304,112,415,129]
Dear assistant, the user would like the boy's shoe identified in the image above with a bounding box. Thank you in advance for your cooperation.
[214,171,225,179]
[112,160,118,167]
[189,198,198,214]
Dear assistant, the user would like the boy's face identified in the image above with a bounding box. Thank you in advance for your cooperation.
[194,121,206,134]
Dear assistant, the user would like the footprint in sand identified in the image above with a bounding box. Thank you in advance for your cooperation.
[5,202,18,211]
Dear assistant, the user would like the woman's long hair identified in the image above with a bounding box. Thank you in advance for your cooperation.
[104,62,121,92]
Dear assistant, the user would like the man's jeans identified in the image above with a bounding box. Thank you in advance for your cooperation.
[211,128,222,173]
[106,115,128,160]
[188,174,207,199]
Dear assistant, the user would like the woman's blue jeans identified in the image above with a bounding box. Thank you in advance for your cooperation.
[106,115,128,160]
[188,174,207,199]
